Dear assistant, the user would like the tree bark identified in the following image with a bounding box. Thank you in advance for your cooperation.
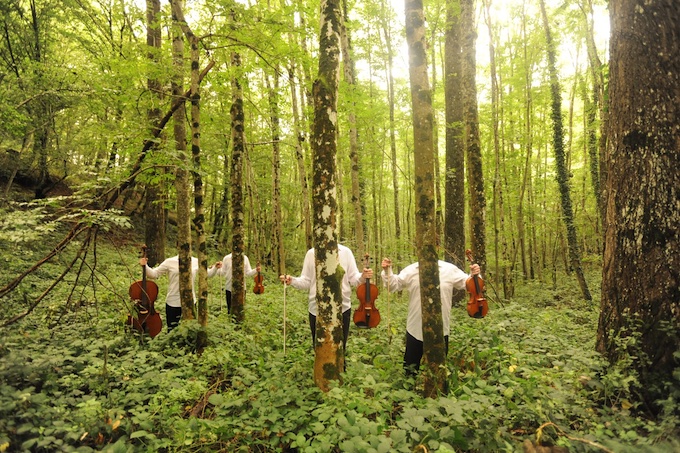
[597,0,679,411]
[230,51,246,324]
[143,0,166,267]
[406,0,445,397]
[444,0,464,270]
[341,0,366,258]
[311,0,345,391]
[461,0,486,270]
[171,0,195,319]
[539,0,591,301]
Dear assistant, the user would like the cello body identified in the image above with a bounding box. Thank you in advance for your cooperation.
[127,245,162,338]
[353,254,380,328]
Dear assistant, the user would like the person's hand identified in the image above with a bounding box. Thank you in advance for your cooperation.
[362,268,374,279]
[213,261,223,269]
[469,264,480,276]
[256,264,261,272]
[381,258,392,271]
[279,274,292,285]
[139,257,148,266]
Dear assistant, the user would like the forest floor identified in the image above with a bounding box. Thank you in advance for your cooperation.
[0,225,678,452]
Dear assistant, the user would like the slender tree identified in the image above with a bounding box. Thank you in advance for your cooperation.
[539,0,591,300]
[230,50,246,323]
[597,0,679,411]
[143,0,166,267]
[461,0,486,270]
[405,0,445,396]
[311,0,345,391]
[171,0,195,319]
[444,0,465,272]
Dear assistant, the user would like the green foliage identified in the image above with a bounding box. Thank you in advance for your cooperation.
[0,237,678,452]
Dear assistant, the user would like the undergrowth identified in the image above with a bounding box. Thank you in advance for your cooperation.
[0,231,678,452]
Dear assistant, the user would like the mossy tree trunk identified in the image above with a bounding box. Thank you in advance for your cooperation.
[171,0,195,319]
[444,0,465,276]
[539,0,591,301]
[311,0,345,392]
[230,50,246,324]
[143,0,165,267]
[597,0,679,412]
[405,0,445,397]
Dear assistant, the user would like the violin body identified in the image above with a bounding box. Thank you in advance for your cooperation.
[353,254,380,328]
[465,249,488,319]
[253,267,265,294]
[127,245,162,338]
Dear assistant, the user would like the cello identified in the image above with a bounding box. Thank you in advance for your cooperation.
[465,249,488,318]
[253,262,264,294]
[353,253,381,328]
[127,245,162,338]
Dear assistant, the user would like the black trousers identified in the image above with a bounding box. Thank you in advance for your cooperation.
[166,304,182,332]
[404,331,449,375]
[225,290,232,313]
[309,309,351,352]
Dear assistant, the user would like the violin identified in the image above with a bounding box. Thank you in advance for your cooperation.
[465,249,488,318]
[127,245,162,338]
[253,262,264,294]
[353,253,380,328]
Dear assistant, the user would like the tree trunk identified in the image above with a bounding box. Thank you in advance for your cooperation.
[539,0,591,301]
[381,14,402,254]
[143,0,166,267]
[230,50,246,324]
[597,0,679,411]
[264,71,285,275]
[406,0,445,397]
[172,3,209,340]
[311,0,345,391]
[461,0,486,270]
[289,66,313,251]
[171,0,195,319]
[341,0,366,258]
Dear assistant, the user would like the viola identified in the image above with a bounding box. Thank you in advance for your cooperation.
[465,249,488,318]
[127,245,162,338]
[253,262,264,294]
[353,253,380,328]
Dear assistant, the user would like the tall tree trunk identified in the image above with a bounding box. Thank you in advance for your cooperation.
[444,0,465,306]
[461,0,486,270]
[581,0,606,223]
[230,50,246,323]
[171,2,209,349]
[143,0,166,267]
[381,9,402,254]
[482,0,500,280]
[597,0,679,411]
[171,0,195,319]
[539,0,591,301]
[405,0,445,397]
[311,0,345,391]
[341,0,366,257]
[289,65,313,251]
[267,71,285,276]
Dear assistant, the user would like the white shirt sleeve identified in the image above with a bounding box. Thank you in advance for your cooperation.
[290,249,314,291]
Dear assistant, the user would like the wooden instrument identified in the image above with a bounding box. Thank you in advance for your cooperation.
[253,262,264,294]
[465,249,488,318]
[353,253,380,328]
[127,245,162,337]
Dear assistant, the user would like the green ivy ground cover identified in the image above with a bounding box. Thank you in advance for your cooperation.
[0,240,678,452]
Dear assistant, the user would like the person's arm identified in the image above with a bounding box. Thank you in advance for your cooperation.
[244,256,258,277]
[288,250,314,291]
[342,248,368,287]
[140,257,165,279]
[207,261,222,278]
[380,258,405,292]
[451,263,481,291]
